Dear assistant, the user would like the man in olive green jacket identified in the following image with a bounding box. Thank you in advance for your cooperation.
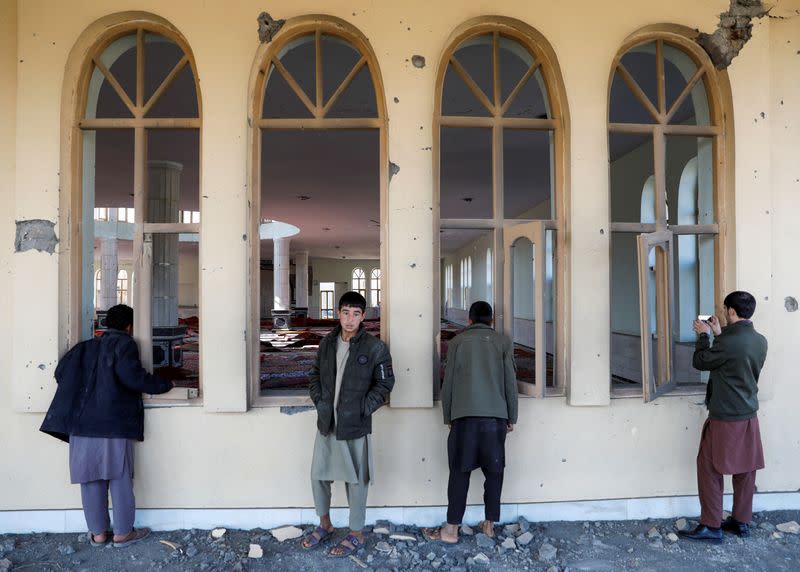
[679,291,768,544]
[425,301,517,544]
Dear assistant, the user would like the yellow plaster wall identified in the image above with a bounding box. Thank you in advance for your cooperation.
[3,0,800,511]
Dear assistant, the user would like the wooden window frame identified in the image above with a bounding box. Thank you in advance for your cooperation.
[247,18,389,407]
[607,28,735,401]
[65,22,202,403]
[434,19,570,398]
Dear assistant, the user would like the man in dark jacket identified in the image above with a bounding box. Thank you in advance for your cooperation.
[301,291,394,557]
[41,304,173,547]
[424,301,518,544]
[679,291,768,543]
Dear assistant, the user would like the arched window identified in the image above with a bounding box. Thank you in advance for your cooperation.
[249,19,387,402]
[437,20,567,396]
[352,267,366,298]
[608,31,730,401]
[116,270,129,305]
[370,268,381,307]
[66,18,202,397]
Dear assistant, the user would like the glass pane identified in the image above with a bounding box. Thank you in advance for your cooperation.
[664,44,710,126]
[504,130,553,219]
[440,127,492,218]
[145,64,198,118]
[89,63,134,119]
[145,130,200,224]
[144,33,184,103]
[440,229,493,383]
[609,132,655,223]
[504,67,549,119]
[619,42,658,112]
[263,64,314,119]
[326,65,377,118]
[610,232,643,389]
[666,136,714,225]
[674,234,715,385]
[499,36,534,105]
[442,63,491,117]
[544,228,556,388]
[275,33,315,103]
[151,233,200,391]
[454,35,493,104]
[321,34,361,105]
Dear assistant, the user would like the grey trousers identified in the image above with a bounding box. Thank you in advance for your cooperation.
[80,475,135,536]
[312,479,369,531]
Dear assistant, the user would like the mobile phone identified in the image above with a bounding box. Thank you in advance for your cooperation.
[697,314,712,322]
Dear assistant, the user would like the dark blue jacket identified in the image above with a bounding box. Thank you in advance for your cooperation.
[40,330,173,442]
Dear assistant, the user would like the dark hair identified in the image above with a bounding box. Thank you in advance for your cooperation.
[469,301,493,326]
[106,304,134,331]
[338,291,366,312]
[723,291,756,320]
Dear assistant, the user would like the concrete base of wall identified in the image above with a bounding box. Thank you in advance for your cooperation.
[2,492,799,534]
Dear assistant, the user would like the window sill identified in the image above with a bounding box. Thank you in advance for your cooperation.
[252,394,313,408]
[611,383,706,400]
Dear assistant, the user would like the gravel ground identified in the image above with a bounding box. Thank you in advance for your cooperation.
[1,510,798,571]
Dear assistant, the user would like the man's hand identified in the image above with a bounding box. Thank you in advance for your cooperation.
[693,319,711,336]
[707,315,722,336]
[506,423,514,433]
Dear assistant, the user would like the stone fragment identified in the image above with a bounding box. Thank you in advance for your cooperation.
[546,567,560,572]
[58,544,76,555]
[375,541,393,554]
[504,523,520,536]
[472,552,490,566]
[501,537,516,551]
[674,518,688,531]
[0,558,10,572]
[390,533,416,542]
[760,522,776,532]
[538,542,557,561]
[211,528,226,539]
[475,533,495,548]
[516,531,534,546]
[270,525,303,542]
[647,527,661,539]
[461,524,474,535]
[666,532,679,542]
[186,545,198,558]
[247,544,263,559]
[518,516,531,533]
[373,526,391,535]
[777,521,800,534]
[772,531,784,540]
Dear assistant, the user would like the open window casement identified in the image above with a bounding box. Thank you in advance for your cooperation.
[637,231,676,402]
[503,221,556,398]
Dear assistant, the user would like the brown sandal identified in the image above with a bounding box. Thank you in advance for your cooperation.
[422,527,459,545]
[112,527,151,548]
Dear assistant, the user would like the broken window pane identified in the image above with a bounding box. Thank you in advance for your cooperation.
[144,33,185,103]
[87,34,137,119]
[145,130,200,224]
[666,136,714,225]
[274,34,316,103]
[440,127,492,218]
[442,62,491,117]
[150,233,200,393]
[145,63,198,118]
[619,42,658,112]
[454,35,493,104]
[504,66,549,119]
[499,36,534,105]
[321,34,362,105]
[263,64,315,118]
[663,43,711,126]
[326,64,378,118]
[609,132,655,223]
[503,129,554,219]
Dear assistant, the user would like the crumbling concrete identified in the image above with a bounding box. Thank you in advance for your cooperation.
[257,11,285,44]
[697,0,769,69]
[279,405,313,415]
[389,162,400,181]
[14,219,57,254]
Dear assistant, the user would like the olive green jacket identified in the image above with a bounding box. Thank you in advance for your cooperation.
[441,323,518,424]
[693,321,768,421]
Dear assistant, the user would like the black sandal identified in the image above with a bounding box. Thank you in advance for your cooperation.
[327,533,364,558]
[301,526,334,550]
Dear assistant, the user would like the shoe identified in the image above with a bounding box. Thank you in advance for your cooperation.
[678,525,723,543]
[112,527,151,548]
[721,516,750,537]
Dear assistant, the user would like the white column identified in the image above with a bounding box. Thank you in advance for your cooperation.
[273,237,290,311]
[295,250,309,308]
[148,161,182,327]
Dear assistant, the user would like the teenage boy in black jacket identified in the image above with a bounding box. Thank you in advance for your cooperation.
[41,304,173,547]
[301,291,394,558]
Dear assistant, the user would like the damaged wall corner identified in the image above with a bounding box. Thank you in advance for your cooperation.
[257,11,285,43]
[14,219,57,254]
[697,0,769,69]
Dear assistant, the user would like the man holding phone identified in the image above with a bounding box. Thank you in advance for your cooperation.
[679,291,768,543]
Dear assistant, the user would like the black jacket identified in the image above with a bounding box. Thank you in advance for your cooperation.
[40,330,173,442]
[308,325,395,440]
